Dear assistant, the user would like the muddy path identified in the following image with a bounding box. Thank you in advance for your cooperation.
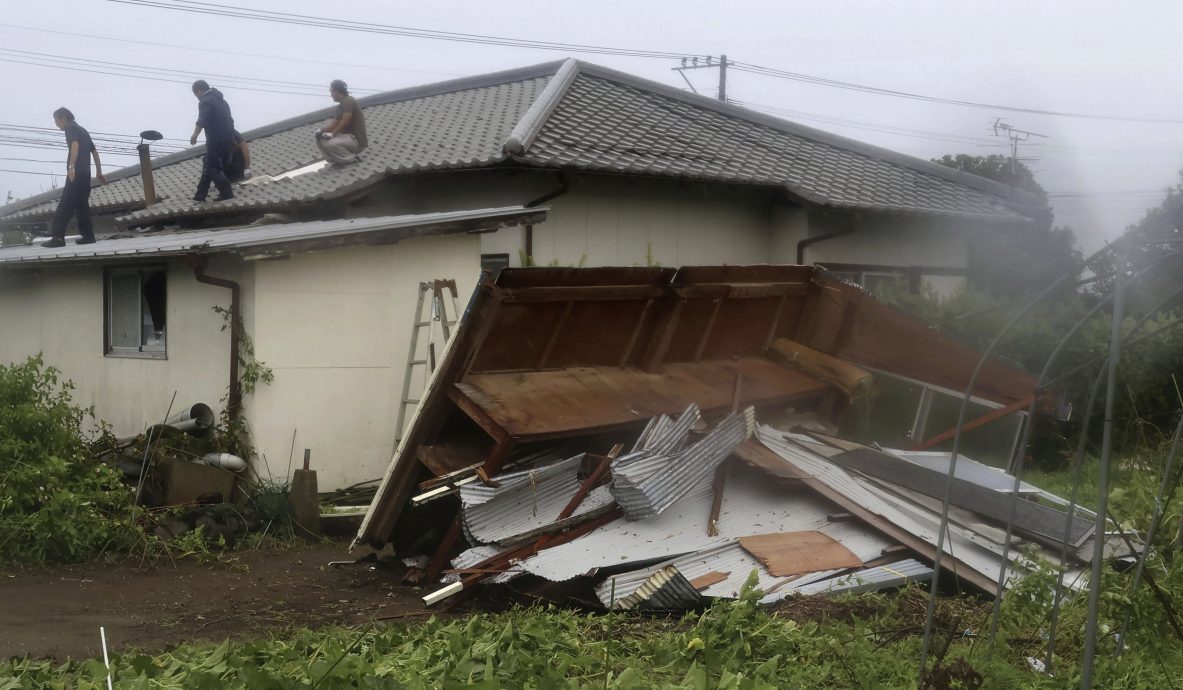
[0,541,425,661]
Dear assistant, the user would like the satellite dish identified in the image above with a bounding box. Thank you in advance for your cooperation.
[139,130,164,142]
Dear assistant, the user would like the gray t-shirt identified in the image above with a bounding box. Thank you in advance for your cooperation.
[338,96,367,149]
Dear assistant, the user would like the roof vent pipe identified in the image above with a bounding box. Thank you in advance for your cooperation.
[137,130,163,207]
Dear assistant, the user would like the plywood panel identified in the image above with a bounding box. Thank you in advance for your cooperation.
[457,357,829,439]
[738,531,862,577]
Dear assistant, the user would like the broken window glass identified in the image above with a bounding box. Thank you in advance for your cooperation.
[106,267,167,357]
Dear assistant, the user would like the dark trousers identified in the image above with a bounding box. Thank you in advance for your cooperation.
[195,141,235,200]
[50,177,93,241]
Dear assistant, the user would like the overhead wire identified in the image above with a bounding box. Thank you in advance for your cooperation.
[728,61,1183,125]
[106,0,703,60]
[0,49,378,98]
[0,22,464,79]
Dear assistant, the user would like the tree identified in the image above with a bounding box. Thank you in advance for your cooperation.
[933,154,1081,298]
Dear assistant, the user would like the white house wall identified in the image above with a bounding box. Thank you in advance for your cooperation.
[247,233,482,490]
[529,176,774,267]
[0,258,235,437]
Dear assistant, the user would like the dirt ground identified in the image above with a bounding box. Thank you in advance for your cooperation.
[0,540,426,662]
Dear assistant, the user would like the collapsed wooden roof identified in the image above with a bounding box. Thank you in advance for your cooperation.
[356,265,1037,549]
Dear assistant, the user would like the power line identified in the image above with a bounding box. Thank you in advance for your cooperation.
[731,99,1006,148]
[0,22,464,79]
[106,0,702,60]
[109,2,1183,126]
[0,48,377,98]
[729,61,1183,125]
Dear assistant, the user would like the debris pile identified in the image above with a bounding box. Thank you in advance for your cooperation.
[355,265,1138,610]
[98,402,252,542]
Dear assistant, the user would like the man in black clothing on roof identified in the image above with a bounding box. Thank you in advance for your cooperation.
[44,107,106,248]
[190,80,236,202]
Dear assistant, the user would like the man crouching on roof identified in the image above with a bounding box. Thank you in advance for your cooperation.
[314,79,367,165]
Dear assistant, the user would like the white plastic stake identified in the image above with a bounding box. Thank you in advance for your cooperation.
[100,626,113,690]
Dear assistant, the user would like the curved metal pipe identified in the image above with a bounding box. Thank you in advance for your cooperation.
[916,237,1130,682]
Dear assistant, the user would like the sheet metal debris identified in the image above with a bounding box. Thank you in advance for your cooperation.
[354,265,1129,613]
[611,407,754,520]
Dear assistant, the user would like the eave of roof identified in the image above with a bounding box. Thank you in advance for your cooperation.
[0,206,545,266]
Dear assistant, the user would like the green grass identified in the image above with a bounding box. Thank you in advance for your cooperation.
[4,574,1183,689]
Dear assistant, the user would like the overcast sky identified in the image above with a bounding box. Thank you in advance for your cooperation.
[2,0,1181,251]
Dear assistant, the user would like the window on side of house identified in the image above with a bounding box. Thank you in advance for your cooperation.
[106,266,167,358]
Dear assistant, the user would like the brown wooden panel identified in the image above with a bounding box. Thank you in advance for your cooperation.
[665,298,720,362]
[738,531,863,577]
[456,358,829,439]
[468,301,564,371]
[701,296,786,360]
[800,277,1037,405]
[543,300,653,368]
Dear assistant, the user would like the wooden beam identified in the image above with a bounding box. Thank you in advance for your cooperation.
[538,301,575,369]
[640,298,685,372]
[693,295,726,362]
[424,516,463,584]
[707,460,729,537]
[762,293,790,351]
[910,395,1034,451]
[619,298,654,367]
[446,387,508,442]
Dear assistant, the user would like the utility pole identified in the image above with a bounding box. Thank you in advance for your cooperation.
[992,118,1047,177]
[672,55,729,102]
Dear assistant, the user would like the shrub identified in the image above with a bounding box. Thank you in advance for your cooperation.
[0,355,139,565]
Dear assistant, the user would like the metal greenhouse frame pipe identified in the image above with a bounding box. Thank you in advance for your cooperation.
[1080,250,1127,690]
[915,247,1111,681]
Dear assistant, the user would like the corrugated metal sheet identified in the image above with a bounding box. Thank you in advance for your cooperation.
[791,559,933,596]
[0,206,541,265]
[754,426,1094,593]
[594,517,893,607]
[612,408,754,520]
[505,464,885,583]
[460,453,615,546]
[612,565,703,611]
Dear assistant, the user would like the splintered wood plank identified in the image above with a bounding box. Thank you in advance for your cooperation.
[738,531,863,577]
[456,358,829,440]
[689,571,730,590]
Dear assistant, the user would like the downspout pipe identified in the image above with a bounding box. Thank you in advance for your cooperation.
[796,226,854,265]
[189,256,242,423]
[523,172,570,263]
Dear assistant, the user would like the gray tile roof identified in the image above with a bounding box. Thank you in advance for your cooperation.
[0,206,545,266]
[0,59,1043,228]
[522,71,1028,220]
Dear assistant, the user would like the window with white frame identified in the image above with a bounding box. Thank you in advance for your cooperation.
[105,266,167,357]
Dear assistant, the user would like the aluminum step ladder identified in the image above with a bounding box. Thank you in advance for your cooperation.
[394,279,459,447]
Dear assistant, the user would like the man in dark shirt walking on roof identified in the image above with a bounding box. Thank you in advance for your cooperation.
[315,79,367,165]
[190,80,236,201]
[45,107,106,248]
